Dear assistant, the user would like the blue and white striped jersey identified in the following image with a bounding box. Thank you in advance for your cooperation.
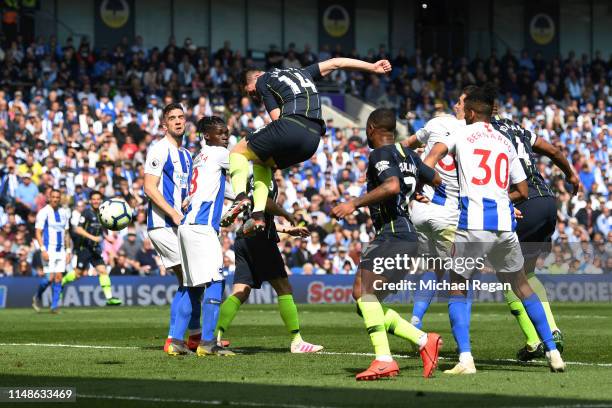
[183,145,228,232]
[144,137,193,230]
[440,122,527,232]
[35,204,70,252]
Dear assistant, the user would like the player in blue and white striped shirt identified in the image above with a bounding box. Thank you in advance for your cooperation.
[425,84,565,373]
[143,103,199,355]
[176,116,234,356]
[32,189,71,313]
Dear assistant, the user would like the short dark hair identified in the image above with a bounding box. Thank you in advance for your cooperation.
[90,190,103,200]
[239,68,259,89]
[162,102,184,120]
[50,188,61,195]
[464,83,497,117]
[196,116,226,137]
[367,108,396,132]
[462,85,479,98]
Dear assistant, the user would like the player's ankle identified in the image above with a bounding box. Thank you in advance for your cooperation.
[417,333,428,349]
[375,355,393,362]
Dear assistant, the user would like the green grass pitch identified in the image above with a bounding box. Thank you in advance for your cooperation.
[1,303,611,407]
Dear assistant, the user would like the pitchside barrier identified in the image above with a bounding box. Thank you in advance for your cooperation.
[0,274,611,308]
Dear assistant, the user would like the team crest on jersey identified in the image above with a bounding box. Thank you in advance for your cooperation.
[375,161,390,175]
[151,158,160,169]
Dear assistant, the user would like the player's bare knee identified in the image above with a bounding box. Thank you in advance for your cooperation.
[232,285,251,303]
[270,278,292,296]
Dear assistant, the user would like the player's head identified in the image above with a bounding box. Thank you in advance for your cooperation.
[162,102,186,139]
[90,190,103,211]
[454,85,478,120]
[49,188,61,209]
[196,116,229,148]
[366,108,396,149]
[463,84,496,125]
[240,68,264,96]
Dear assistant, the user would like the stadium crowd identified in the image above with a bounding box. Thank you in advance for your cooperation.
[0,34,610,277]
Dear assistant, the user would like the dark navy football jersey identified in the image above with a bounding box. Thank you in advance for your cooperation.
[256,64,324,126]
[491,117,554,200]
[366,143,436,232]
[75,208,105,251]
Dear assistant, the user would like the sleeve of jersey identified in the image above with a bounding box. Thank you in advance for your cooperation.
[430,129,457,153]
[526,129,538,147]
[213,147,230,170]
[144,145,164,177]
[256,78,279,113]
[509,153,527,185]
[304,63,323,80]
[414,154,436,184]
[424,120,447,143]
[34,210,46,230]
[77,214,87,228]
[371,149,402,183]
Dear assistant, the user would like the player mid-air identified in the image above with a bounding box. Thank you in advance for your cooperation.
[143,103,202,354]
[173,116,233,357]
[221,57,392,236]
[424,84,565,374]
[32,189,71,313]
[60,190,121,306]
[491,107,580,360]
[333,108,443,381]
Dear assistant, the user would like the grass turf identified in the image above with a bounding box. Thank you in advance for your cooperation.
[0,303,611,407]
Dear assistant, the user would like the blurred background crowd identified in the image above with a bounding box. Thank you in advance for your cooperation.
[0,35,610,277]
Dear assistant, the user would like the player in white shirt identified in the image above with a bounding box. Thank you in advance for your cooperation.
[401,89,471,330]
[33,189,71,313]
[176,116,234,356]
[143,103,199,355]
[425,84,565,374]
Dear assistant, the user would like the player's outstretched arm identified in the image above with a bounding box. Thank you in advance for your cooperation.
[422,142,449,168]
[532,138,581,195]
[318,58,391,77]
[332,177,400,219]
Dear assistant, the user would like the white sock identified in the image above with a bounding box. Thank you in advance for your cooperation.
[417,333,428,349]
[376,355,393,362]
[459,352,473,365]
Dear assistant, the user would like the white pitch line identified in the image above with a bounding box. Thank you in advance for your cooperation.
[0,342,140,350]
[78,393,340,408]
[1,342,611,368]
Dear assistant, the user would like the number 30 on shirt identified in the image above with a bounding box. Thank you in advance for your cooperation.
[471,148,509,189]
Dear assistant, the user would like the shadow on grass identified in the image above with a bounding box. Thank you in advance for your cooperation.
[0,374,604,408]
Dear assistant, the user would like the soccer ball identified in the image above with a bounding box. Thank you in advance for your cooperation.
[99,199,134,231]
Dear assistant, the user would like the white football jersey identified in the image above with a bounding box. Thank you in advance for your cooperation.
[35,205,70,253]
[144,137,192,230]
[420,114,465,209]
[183,144,229,231]
[440,121,526,231]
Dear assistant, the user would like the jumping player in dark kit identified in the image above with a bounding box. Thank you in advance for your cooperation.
[492,111,581,361]
[222,57,392,236]
[61,190,122,306]
[332,108,443,381]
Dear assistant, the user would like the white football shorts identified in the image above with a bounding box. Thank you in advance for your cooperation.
[43,251,67,274]
[452,229,524,278]
[178,224,223,287]
[147,227,181,268]
[411,200,459,259]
